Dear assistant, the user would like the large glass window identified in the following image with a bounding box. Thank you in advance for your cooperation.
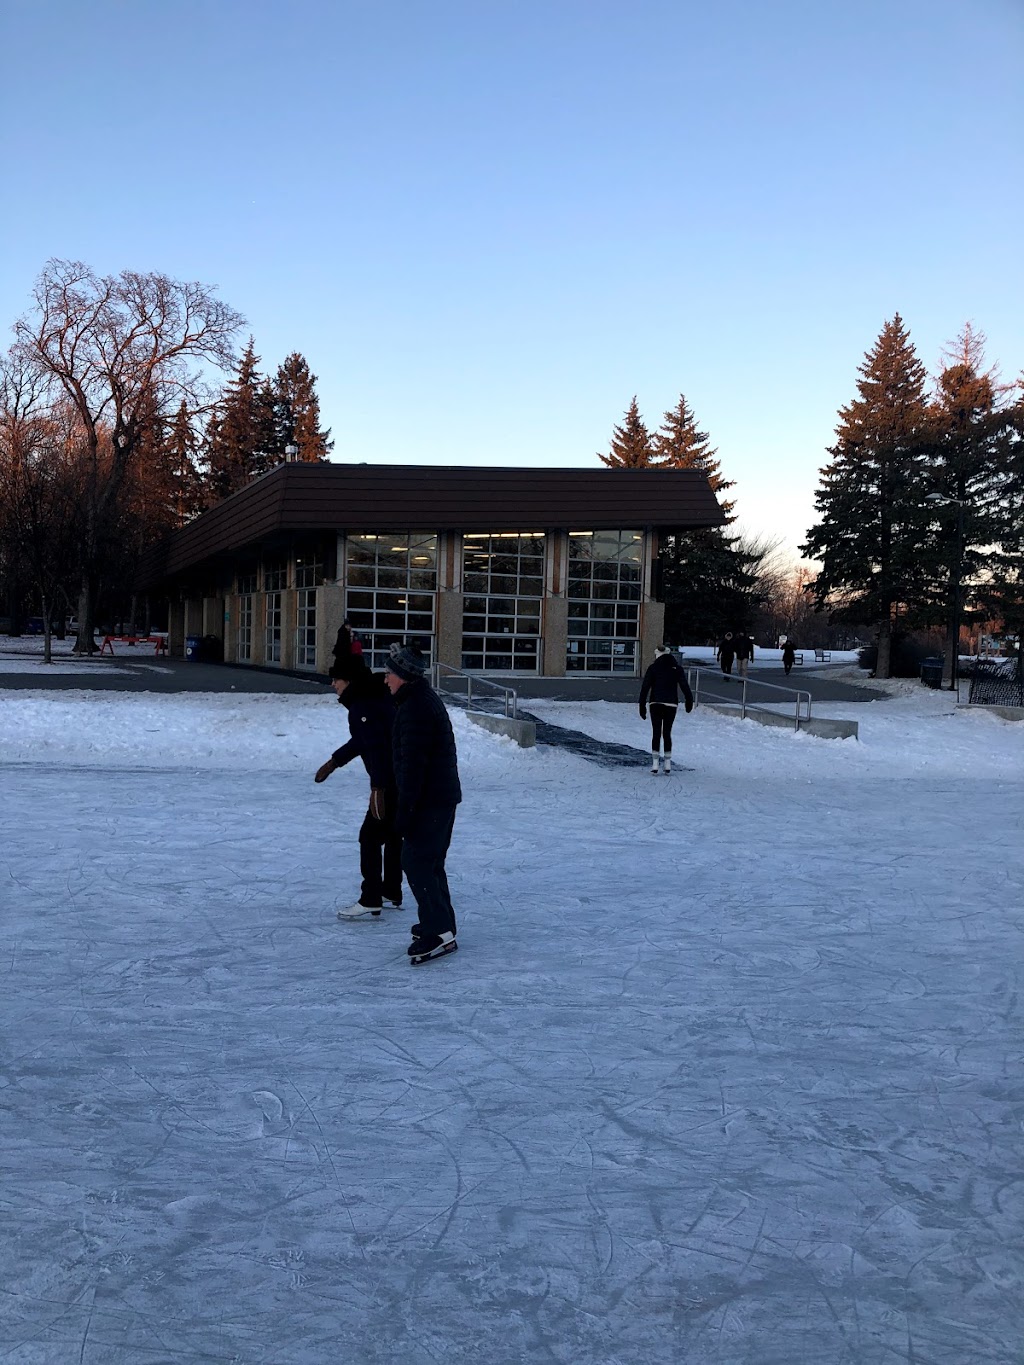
[237,594,253,662]
[461,533,545,671]
[294,554,322,669]
[236,568,257,663]
[345,533,437,670]
[265,592,282,663]
[566,530,643,673]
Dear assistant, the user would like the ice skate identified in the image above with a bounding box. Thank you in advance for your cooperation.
[662,757,672,775]
[408,930,458,964]
[336,900,383,920]
[650,754,661,774]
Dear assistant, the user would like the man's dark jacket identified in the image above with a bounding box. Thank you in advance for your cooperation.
[392,678,462,830]
[639,654,695,709]
[331,671,396,789]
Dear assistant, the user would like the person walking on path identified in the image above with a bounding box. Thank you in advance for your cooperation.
[716,632,735,675]
[331,619,363,670]
[639,645,694,775]
[734,631,754,677]
[315,655,404,920]
[782,640,796,676]
[385,643,462,964]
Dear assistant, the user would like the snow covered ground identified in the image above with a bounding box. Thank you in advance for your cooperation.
[2,685,1022,1363]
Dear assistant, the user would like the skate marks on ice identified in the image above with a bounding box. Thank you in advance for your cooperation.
[2,762,1023,1363]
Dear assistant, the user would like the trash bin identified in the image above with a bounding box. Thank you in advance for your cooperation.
[185,634,202,661]
[920,657,943,688]
[200,634,224,663]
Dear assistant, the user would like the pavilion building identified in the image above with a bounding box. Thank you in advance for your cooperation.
[136,462,725,677]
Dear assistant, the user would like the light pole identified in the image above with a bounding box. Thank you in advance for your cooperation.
[926,492,966,691]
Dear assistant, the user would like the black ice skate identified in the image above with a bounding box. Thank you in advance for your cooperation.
[408,931,458,964]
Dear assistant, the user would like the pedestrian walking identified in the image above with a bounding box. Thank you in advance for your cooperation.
[331,618,363,670]
[639,645,694,775]
[716,631,735,675]
[315,655,404,920]
[734,631,754,677]
[384,643,463,964]
[782,640,796,676]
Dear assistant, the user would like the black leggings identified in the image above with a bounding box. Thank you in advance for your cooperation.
[649,703,677,754]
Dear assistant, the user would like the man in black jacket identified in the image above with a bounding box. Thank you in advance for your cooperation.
[315,656,403,919]
[384,643,462,964]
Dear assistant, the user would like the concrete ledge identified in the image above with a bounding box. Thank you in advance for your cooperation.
[702,703,858,741]
[466,711,537,747]
[960,703,1024,723]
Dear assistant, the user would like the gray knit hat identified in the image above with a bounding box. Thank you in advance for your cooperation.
[386,642,427,682]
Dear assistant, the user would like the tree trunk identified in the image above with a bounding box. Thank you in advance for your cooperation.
[74,575,98,654]
[876,615,893,678]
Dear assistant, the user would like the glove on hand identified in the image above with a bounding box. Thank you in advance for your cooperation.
[639,706,647,720]
[314,759,337,784]
[369,788,387,821]
[685,699,693,713]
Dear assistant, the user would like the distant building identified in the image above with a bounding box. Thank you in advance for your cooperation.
[137,463,725,677]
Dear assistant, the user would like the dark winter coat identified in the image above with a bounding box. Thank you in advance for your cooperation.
[331,672,396,789]
[392,678,462,831]
[733,633,754,661]
[782,642,796,665]
[717,636,735,661]
[638,654,695,710]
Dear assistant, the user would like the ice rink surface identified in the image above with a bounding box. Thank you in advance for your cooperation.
[2,686,1022,1363]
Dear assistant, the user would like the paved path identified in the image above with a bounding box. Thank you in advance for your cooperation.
[0,650,887,704]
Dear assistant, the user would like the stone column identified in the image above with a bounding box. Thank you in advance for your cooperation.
[168,600,185,658]
[640,601,666,672]
[542,597,568,676]
[202,597,223,640]
[435,590,464,671]
[317,583,345,675]
[223,596,238,663]
[250,595,267,666]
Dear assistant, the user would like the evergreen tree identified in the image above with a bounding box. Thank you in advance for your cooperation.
[651,393,750,641]
[598,397,657,468]
[203,339,274,500]
[273,352,333,462]
[802,316,934,677]
[924,326,1007,682]
[161,401,205,524]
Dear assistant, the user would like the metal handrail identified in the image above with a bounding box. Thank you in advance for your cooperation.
[686,665,812,729]
[431,662,519,719]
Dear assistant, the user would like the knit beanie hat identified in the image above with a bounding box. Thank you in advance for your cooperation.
[655,645,671,657]
[385,642,427,683]
[329,654,367,682]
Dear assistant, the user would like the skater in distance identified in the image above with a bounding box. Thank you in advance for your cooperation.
[385,643,463,965]
[638,645,694,775]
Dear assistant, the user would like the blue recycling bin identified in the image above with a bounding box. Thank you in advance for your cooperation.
[185,634,202,661]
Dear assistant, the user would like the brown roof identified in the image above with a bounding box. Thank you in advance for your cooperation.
[137,462,726,589]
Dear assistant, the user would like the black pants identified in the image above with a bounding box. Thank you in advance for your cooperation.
[720,654,734,674]
[784,662,793,675]
[402,805,457,938]
[649,703,677,754]
[358,797,403,907]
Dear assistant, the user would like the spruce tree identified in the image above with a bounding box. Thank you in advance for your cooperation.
[802,316,933,677]
[651,393,750,642]
[598,397,657,468]
[203,338,269,501]
[273,352,333,462]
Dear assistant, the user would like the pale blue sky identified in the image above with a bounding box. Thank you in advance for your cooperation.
[2,0,1022,561]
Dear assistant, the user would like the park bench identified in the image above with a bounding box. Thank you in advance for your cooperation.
[814,649,832,662]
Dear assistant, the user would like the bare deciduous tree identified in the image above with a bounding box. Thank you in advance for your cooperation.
[12,260,244,649]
